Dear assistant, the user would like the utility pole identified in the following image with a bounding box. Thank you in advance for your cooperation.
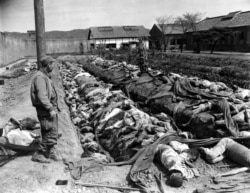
[34,0,46,69]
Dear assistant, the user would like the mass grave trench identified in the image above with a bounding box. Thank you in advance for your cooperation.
[77,56,250,140]
[60,59,176,162]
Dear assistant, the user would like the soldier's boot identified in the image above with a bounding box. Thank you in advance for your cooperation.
[31,151,50,163]
[48,146,62,161]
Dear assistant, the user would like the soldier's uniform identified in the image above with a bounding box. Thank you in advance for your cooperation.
[137,42,148,73]
[30,57,60,163]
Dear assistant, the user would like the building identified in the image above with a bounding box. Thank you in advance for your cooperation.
[187,11,250,52]
[88,26,150,49]
[149,24,184,50]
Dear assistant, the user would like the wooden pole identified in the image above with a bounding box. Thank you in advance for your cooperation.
[214,167,250,178]
[34,0,46,69]
[75,182,141,191]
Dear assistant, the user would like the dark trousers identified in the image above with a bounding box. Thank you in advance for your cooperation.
[37,113,58,153]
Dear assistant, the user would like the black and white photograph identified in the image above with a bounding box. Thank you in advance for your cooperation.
[0,0,250,192]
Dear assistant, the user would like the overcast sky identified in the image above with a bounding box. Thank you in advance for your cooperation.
[0,0,250,32]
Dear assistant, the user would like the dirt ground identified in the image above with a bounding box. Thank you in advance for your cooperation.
[0,61,129,193]
[0,57,234,193]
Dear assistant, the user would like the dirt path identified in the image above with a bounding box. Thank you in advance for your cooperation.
[0,67,73,193]
[0,62,127,193]
[0,72,36,127]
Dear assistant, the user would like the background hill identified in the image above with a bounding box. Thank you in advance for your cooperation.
[4,29,89,40]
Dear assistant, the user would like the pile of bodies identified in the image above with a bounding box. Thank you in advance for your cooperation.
[78,56,250,139]
[61,60,174,162]
[59,55,250,191]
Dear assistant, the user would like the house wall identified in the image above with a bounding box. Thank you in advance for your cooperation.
[149,24,184,50]
[246,26,250,50]
[165,34,184,50]
[186,26,250,52]
[93,38,149,49]
[149,24,163,49]
[0,32,90,67]
[213,27,250,52]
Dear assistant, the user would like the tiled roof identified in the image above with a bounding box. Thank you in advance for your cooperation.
[156,24,184,34]
[89,26,150,39]
[230,11,250,27]
[196,10,250,31]
[196,16,223,31]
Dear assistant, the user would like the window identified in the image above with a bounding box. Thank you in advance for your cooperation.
[123,26,139,31]
[106,43,116,49]
[98,27,113,32]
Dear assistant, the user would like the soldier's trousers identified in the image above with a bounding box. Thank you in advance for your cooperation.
[37,114,58,153]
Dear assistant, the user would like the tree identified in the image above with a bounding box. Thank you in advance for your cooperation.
[175,12,203,53]
[175,12,203,33]
[193,27,238,54]
[155,15,173,52]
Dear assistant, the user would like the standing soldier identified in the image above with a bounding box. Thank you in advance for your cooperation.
[30,56,60,163]
[79,42,84,55]
[137,39,148,73]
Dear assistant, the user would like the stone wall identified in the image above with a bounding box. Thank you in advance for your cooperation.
[46,39,89,55]
[0,33,27,66]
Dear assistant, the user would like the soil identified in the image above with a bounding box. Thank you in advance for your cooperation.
[0,61,128,193]
[0,56,236,193]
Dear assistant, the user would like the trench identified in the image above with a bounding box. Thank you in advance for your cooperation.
[59,56,175,162]
[57,54,250,163]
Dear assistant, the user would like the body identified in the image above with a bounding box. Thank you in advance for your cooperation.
[201,138,250,166]
[156,141,199,187]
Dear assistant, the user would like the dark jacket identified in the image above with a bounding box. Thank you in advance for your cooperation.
[30,69,58,115]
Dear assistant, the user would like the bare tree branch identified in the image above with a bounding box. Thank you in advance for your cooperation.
[174,12,204,53]
[175,12,204,33]
[155,15,173,51]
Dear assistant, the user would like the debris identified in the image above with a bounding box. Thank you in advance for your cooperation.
[214,167,250,178]
[0,79,4,85]
[55,179,68,185]
[74,181,141,191]
[154,173,165,193]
